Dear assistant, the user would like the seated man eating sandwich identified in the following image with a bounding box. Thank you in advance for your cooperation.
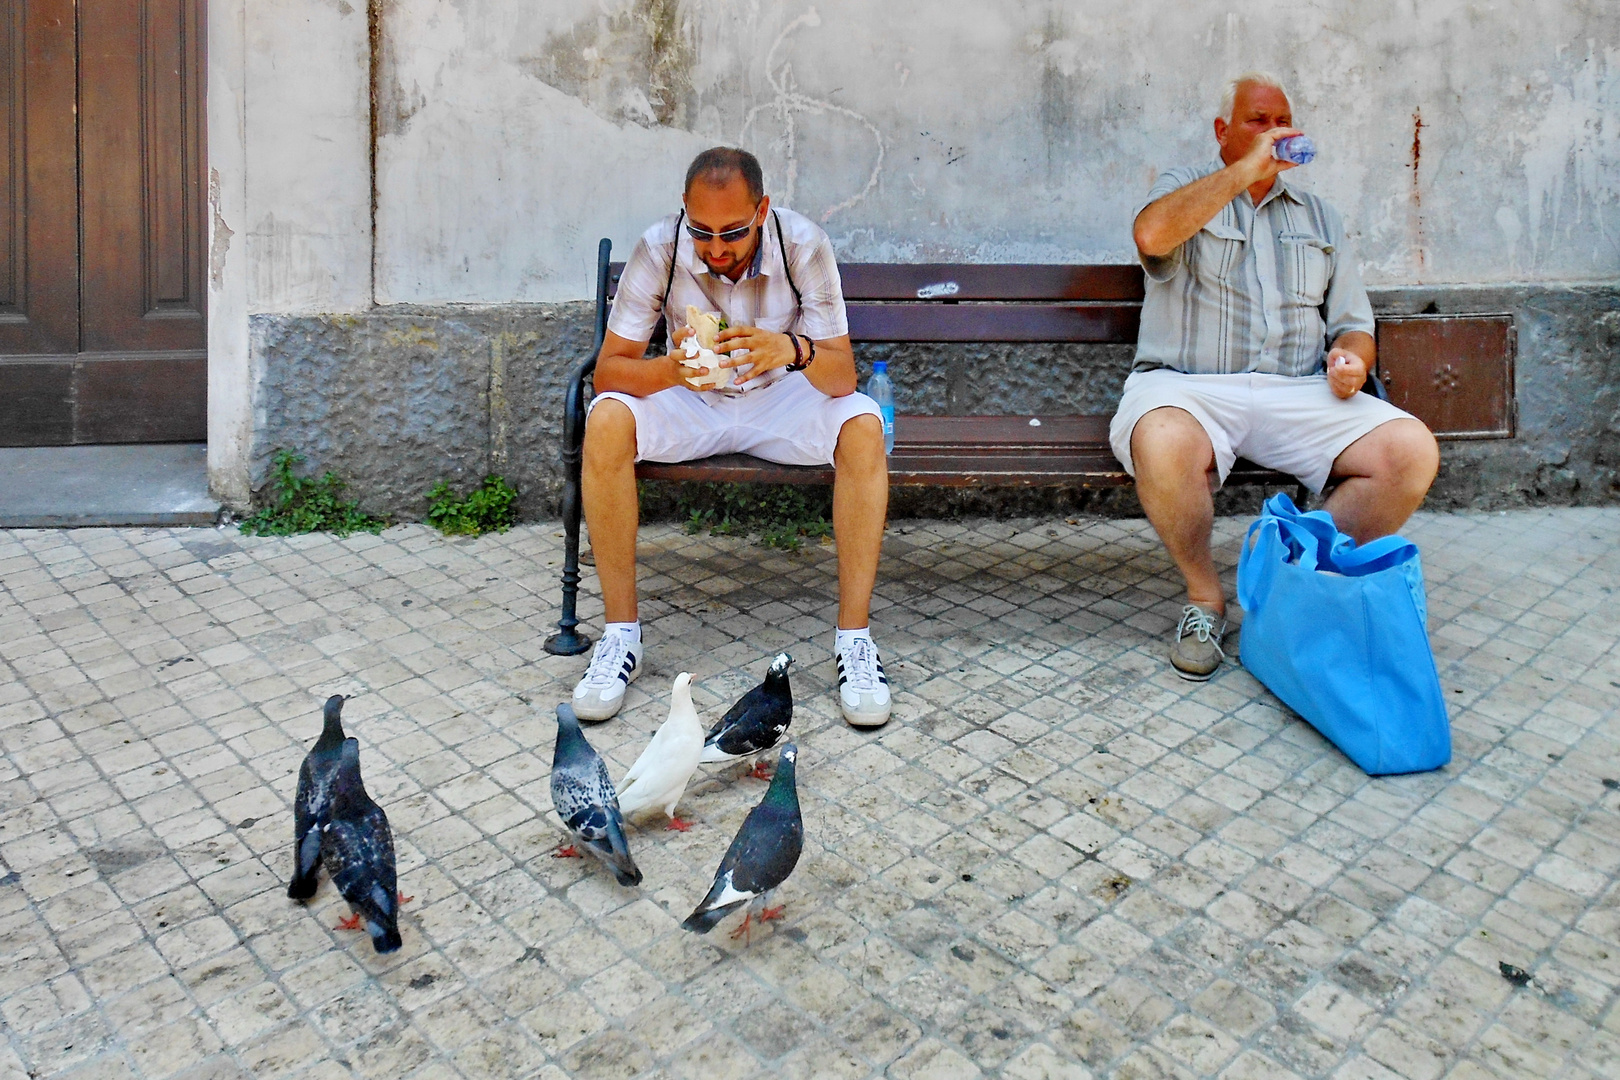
[573,146,894,729]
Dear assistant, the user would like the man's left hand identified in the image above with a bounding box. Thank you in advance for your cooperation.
[716,325,799,380]
[1326,348,1367,399]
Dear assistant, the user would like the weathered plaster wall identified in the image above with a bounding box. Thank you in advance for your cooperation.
[364,0,1619,305]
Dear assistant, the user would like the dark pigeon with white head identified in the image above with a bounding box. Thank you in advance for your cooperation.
[550,703,642,887]
[700,653,794,778]
[288,694,348,900]
[321,738,402,953]
[683,742,803,940]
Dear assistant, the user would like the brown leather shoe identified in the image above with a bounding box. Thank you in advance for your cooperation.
[1170,604,1227,681]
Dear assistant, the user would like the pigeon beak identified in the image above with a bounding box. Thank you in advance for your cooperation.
[771,653,793,673]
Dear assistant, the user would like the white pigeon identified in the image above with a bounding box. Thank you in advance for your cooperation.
[616,672,705,831]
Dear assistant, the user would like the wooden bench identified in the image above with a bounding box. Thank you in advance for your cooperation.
[543,240,1517,655]
[543,240,1315,655]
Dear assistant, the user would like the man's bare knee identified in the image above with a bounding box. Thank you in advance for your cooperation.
[835,413,885,465]
[1347,419,1439,496]
[584,400,637,464]
[1131,407,1213,476]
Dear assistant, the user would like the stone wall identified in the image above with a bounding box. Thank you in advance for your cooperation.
[250,283,1620,522]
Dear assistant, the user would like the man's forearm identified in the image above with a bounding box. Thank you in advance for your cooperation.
[1133,165,1253,257]
[594,350,683,396]
[1332,331,1375,366]
[804,339,857,398]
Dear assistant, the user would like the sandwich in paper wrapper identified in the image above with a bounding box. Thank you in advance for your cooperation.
[681,306,746,393]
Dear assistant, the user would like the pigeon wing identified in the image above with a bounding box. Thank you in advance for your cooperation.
[618,713,678,792]
[684,801,803,931]
[288,757,323,899]
[322,799,401,953]
[619,718,703,818]
[556,753,641,886]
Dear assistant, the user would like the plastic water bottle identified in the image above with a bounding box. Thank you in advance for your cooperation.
[867,361,896,454]
[1273,134,1316,165]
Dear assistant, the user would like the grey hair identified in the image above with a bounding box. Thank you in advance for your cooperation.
[1219,71,1290,121]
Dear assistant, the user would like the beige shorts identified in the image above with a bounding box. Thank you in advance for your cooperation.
[590,372,881,467]
[1109,369,1417,493]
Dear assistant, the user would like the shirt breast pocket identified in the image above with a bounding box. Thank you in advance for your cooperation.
[1192,221,1247,284]
[1280,232,1334,305]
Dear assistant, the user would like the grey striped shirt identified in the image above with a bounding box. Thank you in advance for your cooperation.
[1134,160,1375,377]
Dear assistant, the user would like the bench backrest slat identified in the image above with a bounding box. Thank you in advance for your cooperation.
[846,303,1140,343]
[838,263,1145,301]
[605,260,1145,345]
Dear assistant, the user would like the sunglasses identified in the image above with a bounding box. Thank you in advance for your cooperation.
[685,208,760,244]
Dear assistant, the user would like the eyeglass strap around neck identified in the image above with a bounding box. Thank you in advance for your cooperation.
[661,208,802,314]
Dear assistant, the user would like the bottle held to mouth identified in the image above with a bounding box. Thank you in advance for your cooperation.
[1273,135,1316,165]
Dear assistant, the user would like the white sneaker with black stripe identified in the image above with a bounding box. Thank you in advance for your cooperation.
[571,631,643,721]
[836,636,891,728]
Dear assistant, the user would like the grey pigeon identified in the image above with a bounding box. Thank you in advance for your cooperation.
[683,743,803,939]
[551,703,642,887]
[700,653,794,778]
[322,738,402,953]
[288,694,347,900]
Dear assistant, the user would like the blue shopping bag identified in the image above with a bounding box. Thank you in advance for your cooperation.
[1236,493,1451,775]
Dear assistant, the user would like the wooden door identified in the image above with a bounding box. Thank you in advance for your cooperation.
[0,0,206,447]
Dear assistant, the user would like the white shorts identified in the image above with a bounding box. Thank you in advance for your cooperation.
[590,372,882,467]
[1109,369,1417,493]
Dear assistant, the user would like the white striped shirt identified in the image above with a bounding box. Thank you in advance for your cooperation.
[607,207,849,393]
[1135,160,1375,377]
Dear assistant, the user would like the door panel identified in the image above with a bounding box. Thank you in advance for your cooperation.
[78,0,206,353]
[1376,315,1515,439]
[0,0,79,355]
[0,0,206,446]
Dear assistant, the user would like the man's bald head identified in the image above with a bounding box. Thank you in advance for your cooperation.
[684,147,764,202]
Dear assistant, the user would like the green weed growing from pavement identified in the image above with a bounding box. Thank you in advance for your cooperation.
[426,475,519,537]
[676,481,833,552]
[238,450,386,538]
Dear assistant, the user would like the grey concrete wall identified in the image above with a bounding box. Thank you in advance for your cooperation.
[251,283,1620,522]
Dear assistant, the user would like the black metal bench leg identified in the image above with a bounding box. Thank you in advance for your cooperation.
[545,440,591,656]
[545,239,611,657]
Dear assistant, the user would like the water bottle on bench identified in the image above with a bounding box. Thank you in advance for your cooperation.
[867,361,896,455]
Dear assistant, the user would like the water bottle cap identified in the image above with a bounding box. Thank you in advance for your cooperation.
[872,361,888,373]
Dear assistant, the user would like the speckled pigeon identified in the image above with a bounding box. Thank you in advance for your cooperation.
[551,703,642,886]
[683,743,803,939]
[321,738,402,954]
[617,672,705,831]
[700,653,794,779]
[287,694,347,901]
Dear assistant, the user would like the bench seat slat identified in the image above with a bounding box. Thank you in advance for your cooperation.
[634,414,1298,490]
[846,302,1141,343]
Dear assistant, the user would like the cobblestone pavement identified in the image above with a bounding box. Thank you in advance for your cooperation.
[1,509,1617,1080]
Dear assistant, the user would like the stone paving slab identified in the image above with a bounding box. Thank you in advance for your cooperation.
[0,509,1616,1080]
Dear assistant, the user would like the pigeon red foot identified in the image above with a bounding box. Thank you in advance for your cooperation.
[728,912,753,943]
[748,759,773,781]
[336,913,362,931]
[666,816,693,832]
[760,904,786,922]
[398,892,414,903]
[552,844,581,858]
